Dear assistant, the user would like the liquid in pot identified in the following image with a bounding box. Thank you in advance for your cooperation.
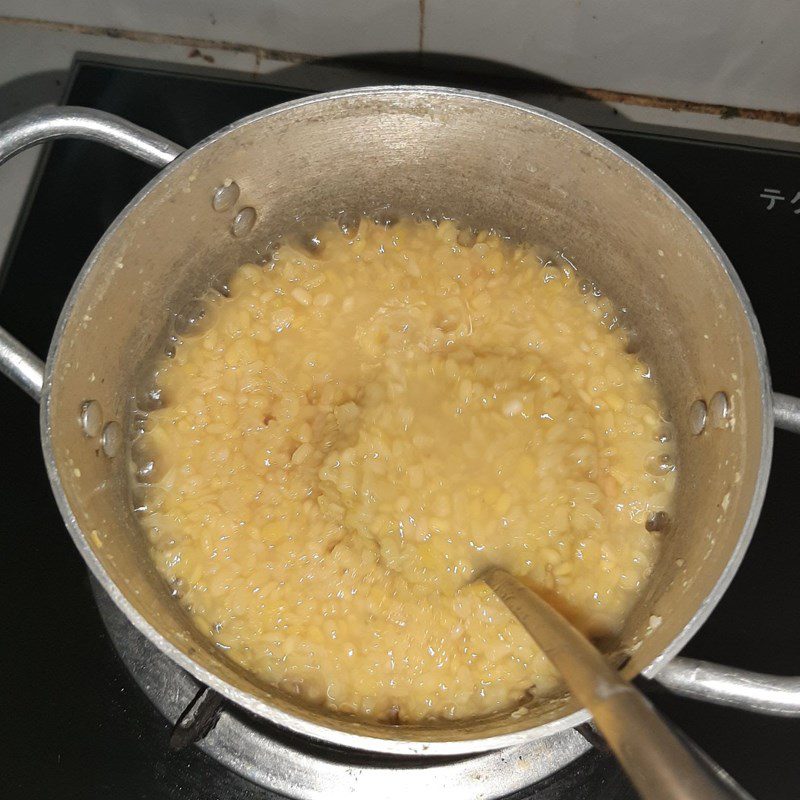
[131,216,675,723]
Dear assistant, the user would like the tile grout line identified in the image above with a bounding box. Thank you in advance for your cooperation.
[0,14,311,64]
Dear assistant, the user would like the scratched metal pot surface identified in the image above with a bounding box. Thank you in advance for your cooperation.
[1,82,798,762]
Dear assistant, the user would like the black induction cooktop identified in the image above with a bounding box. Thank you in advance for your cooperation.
[1,59,799,800]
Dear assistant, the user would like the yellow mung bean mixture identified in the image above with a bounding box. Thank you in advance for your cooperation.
[133,217,675,723]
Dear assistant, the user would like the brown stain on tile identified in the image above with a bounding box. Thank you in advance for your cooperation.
[0,14,309,64]
[187,47,215,64]
[577,86,800,127]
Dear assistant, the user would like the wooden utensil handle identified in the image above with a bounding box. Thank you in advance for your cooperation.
[484,568,741,800]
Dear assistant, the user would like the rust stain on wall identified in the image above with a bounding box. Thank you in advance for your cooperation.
[577,86,800,127]
[0,14,309,64]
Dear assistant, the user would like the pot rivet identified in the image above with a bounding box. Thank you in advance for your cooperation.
[689,399,707,435]
[80,400,103,438]
[232,207,256,237]
[212,181,240,212]
[102,421,123,458]
[708,391,730,428]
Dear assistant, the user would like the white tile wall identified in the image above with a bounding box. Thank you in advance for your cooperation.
[0,0,422,56]
[1,0,799,111]
[423,0,800,112]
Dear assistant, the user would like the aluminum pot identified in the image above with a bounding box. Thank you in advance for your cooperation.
[1,87,799,756]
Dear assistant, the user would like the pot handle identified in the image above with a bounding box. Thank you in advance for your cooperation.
[653,658,800,716]
[0,105,184,401]
[773,391,800,434]
[653,391,800,716]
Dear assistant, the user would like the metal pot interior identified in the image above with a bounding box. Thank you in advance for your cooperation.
[42,88,770,754]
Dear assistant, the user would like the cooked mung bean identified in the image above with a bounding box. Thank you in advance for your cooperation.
[133,216,675,723]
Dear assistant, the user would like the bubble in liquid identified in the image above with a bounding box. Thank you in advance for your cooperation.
[131,407,158,439]
[456,227,478,248]
[131,486,148,514]
[168,575,185,599]
[292,227,326,257]
[136,385,163,413]
[338,211,361,237]
[655,426,672,444]
[257,243,278,265]
[646,452,674,477]
[136,460,157,482]
[372,207,400,228]
[212,274,232,297]
[174,299,216,338]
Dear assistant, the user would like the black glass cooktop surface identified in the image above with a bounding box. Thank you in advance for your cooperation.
[1,59,799,800]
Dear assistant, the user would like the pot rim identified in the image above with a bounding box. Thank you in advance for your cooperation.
[39,85,774,756]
